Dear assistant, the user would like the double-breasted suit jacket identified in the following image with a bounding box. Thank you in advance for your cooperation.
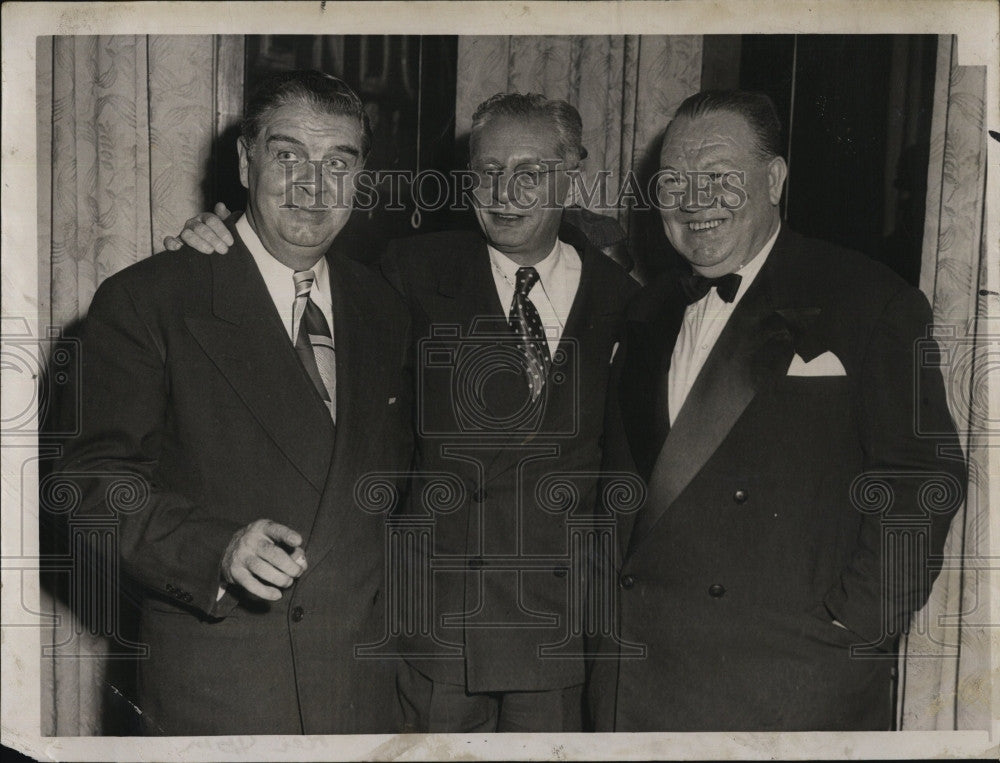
[382,225,638,693]
[60,216,414,734]
[589,228,964,731]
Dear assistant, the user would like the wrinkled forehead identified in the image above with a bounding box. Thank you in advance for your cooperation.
[660,113,755,166]
[258,101,363,144]
[470,114,562,161]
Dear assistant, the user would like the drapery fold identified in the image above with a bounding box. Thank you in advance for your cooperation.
[901,34,989,731]
[39,35,243,735]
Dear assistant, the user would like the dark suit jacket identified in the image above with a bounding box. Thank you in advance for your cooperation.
[60,216,414,734]
[589,228,965,731]
[382,225,639,693]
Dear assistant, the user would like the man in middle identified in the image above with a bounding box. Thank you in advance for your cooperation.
[168,92,638,732]
[383,93,638,732]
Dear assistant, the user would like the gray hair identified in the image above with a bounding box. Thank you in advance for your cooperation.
[470,92,588,165]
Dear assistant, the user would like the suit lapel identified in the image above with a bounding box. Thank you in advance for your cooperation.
[627,238,801,554]
[482,231,614,481]
[557,224,603,348]
[184,221,334,494]
[298,248,389,568]
[327,246,366,454]
[619,273,687,482]
[437,234,507,318]
[435,235,525,448]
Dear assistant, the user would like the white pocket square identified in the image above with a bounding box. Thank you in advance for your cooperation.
[786,351,846,377]
[610,341,620,364]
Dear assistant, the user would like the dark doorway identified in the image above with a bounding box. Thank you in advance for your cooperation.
[702,34,937,286]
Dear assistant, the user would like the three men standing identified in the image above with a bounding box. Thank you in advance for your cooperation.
[136,82,962,733]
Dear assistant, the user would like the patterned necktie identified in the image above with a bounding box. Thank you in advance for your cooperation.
[508,266,551,402]
[292,270,336,422]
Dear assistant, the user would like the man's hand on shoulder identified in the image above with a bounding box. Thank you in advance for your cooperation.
[221,518,307,601]
[163,202,234,254]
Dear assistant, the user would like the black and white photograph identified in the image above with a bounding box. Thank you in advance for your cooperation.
[1,1,997,760]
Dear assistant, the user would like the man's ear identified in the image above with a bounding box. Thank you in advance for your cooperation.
[237,137,250,190]
[767,156,788,205]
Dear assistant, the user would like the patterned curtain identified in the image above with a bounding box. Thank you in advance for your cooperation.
[900,35,990,730]
[456,36,703,281]
[38,34,244,735]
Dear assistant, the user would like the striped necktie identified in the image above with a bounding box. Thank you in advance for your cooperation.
[292,269,336,422]
[508,266,550,402]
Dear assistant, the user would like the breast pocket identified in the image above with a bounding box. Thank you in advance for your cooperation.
[774,375,851,408]
[761,375,855,444]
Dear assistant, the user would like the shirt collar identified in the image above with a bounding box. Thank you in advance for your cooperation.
[730,221,780,304]
[235,213,331,303]
[487,237,565,288]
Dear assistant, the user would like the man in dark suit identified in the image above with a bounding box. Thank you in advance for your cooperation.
[168,93,640,731]
[589,90,965,731]
[381,93,639,732]
[59,71,413,735]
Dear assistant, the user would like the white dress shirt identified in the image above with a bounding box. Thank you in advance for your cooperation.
[235,213,334,343]
[488,238,582,356]
[667,224,781,425]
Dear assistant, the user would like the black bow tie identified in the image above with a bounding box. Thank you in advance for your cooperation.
[680,272,742,304]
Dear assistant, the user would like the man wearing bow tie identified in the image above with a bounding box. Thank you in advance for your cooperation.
[589,90,965,731]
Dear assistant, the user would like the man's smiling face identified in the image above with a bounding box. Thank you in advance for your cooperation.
[469,115,570,266]
[239,100,364,270]
[658,110,787,277]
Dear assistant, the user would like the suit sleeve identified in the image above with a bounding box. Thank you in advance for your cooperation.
[822,285,966,646]
[59,276,242,618]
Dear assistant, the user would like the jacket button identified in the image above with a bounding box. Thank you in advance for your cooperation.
[708,584,726,598]
[619,574,635,590]
[291,606,305,622]
[553,567,568,578]
[733,489,748,504]
[468,557,484,570]
[182,592,193,603]
[472,488,487,502]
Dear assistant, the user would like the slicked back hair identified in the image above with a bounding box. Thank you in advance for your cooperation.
[669,90,784,161]
[242,69,372,157]
[470,92,588,165]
